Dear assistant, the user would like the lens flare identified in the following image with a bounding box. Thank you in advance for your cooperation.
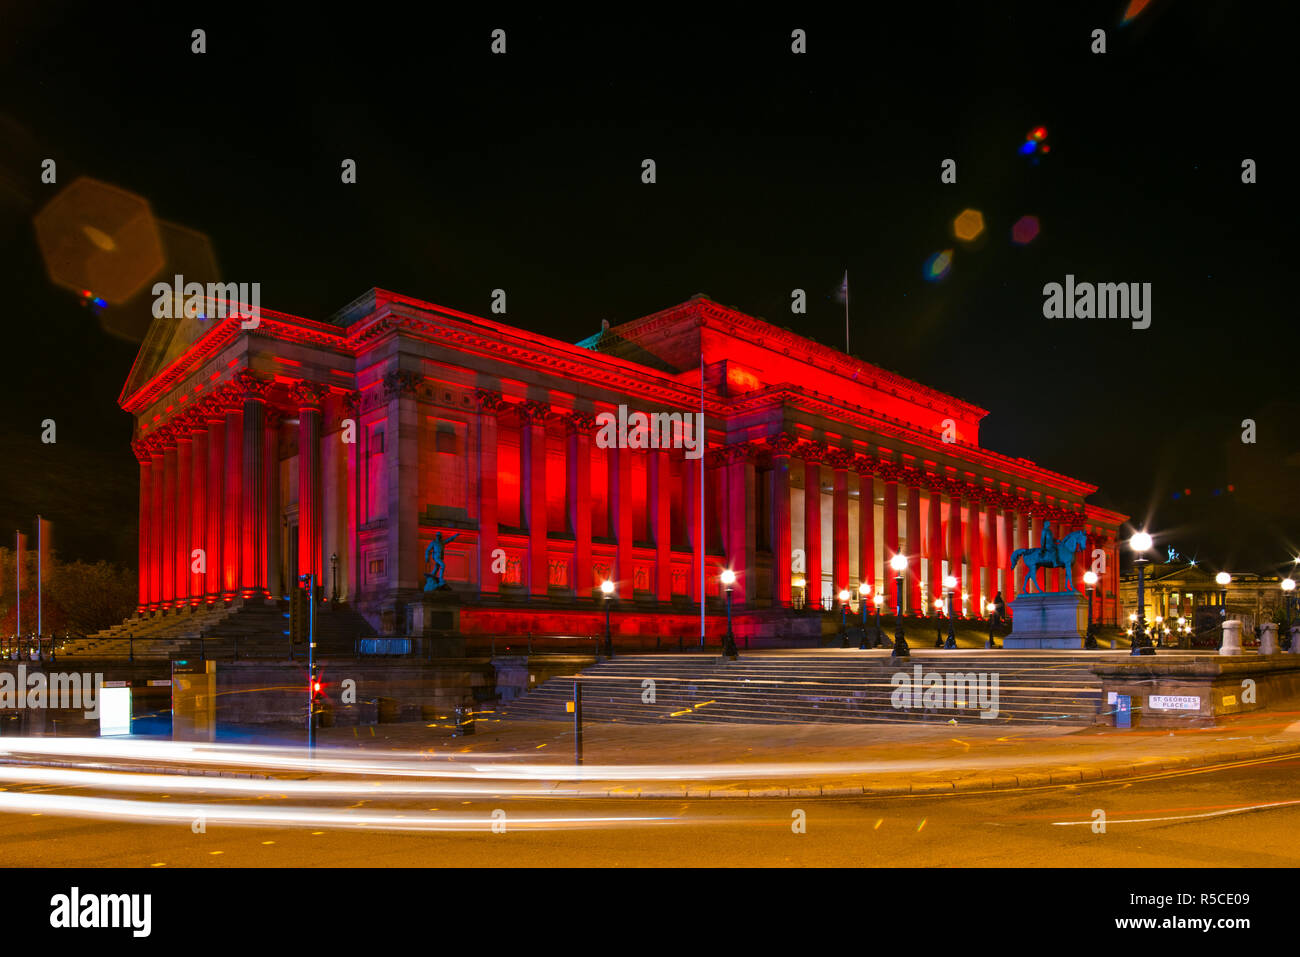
[1011,215,1040,245]
[924,249,953,281]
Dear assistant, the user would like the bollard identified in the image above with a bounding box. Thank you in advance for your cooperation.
[1219,619,1242,656]
[1290,625,1300,655]
[1259,622,1279,655]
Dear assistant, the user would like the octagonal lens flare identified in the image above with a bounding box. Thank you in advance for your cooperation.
[953,209,984,241]
[1011,215,1040,245]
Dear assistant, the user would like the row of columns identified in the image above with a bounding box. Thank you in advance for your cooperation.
[134,371,329,612]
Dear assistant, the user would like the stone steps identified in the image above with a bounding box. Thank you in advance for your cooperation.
[501,653,1125,725]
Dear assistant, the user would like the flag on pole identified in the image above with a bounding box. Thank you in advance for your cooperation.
[16,530,27,635]
[37,517,51,635]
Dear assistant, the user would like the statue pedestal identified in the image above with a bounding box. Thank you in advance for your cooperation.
[1004,591,1086,649]
[407,591,463,657]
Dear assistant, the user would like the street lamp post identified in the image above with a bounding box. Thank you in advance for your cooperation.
[872,592,887,649]
[1281,577,1295,650]
[721,569,739,659]
[330,552,339,603]
[601,579,615,658]
[1083,570,1098,649]
[890,554,910,657]
[1130,532,1155,656]
[943,575,958,649]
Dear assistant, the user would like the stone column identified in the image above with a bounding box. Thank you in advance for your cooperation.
[984,501,999,604]
[725,444,758,606]
[926,479,942,610]
[967,494,982,610]
[1005,501,1020,600]
[238,370,271,600]
[519,401,550,597]
[161,426,177,608]
[175,426,192,608]
[203,398,226,603]
[382,370,422,603]
[476,391,504,595]
[830,451,851,596]
[770,435,795,606]
[565,412,593,598]
[265,409,282,599]
[882,468,900,597]
[222,388,243,600]
[149,439,164,611]
[685,452,703,603]
[947,485,964,614]
[801,442,825,609]
[856,458,875,599]
[905,478,922,615]
[652,447,673,603]
[293,381,328,586]
[189,417,207,605]
[133,440,153,613]
[611,440,634,599]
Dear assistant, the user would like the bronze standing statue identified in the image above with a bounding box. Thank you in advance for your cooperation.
[423,532,461,591]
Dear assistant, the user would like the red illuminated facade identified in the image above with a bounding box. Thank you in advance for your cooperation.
[121,290,1127,638]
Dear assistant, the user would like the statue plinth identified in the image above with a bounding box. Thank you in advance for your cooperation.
[407,589,463,657]
[1004,591,1086,649]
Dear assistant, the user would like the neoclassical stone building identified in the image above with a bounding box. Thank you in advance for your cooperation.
[121,289,1128,639]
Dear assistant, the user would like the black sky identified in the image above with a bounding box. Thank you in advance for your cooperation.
[1,0,1295,575]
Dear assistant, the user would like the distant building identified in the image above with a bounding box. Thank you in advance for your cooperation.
[1118,560,1288,637]
[119,290,1128,639]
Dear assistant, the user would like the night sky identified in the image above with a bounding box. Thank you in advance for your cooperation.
[2,1,1294,575]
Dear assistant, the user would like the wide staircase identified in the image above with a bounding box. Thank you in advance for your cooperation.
[64,600,375,659]
[501,650,1159,726]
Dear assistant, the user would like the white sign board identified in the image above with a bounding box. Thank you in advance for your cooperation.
[1148,694,1200,711]
[99,686,133,736]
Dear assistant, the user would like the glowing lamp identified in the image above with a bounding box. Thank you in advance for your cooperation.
[873,593,885,607]
[1215,572,1231,587]
[1130,532,1153,553]
[1283,578,1296,593]
[600,579,615,596]
[1083,570,1098,586]
[792,576,806,588]
[720,569,736,586]
[943,575,957,590]
[859,582,871,596]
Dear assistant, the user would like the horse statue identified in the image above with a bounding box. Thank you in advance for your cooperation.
[1010,528,1087,593]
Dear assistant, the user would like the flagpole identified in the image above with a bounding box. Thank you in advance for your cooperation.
[699,353,705,648]
[36,516,42,636]
[15,530,20,637]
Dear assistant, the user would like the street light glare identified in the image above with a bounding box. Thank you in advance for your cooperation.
[600,579,615,595]
[1130,531,1153,552]
[1216,572,1231,586]
[720,569,736,585]
[838,589,850,602]
[1083,570,1098,585]
[890,554,908,572]
[1282,578,1296,592]
[943,575,957,589]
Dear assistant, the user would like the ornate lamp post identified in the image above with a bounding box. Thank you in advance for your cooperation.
[601,578,615,658]
[1282,577,1295,649]
[890,554,910,658]
[1083,570,1098,649]
[721,569,739,658]
[793,576,806,611]
[838,589,852,647]
[1216,571,1231,621]
[872,592,886,648]
[1130,532,1155,656]
[943,575,958,648]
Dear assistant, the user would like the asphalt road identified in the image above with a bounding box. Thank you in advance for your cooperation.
[1,754,1297,867]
